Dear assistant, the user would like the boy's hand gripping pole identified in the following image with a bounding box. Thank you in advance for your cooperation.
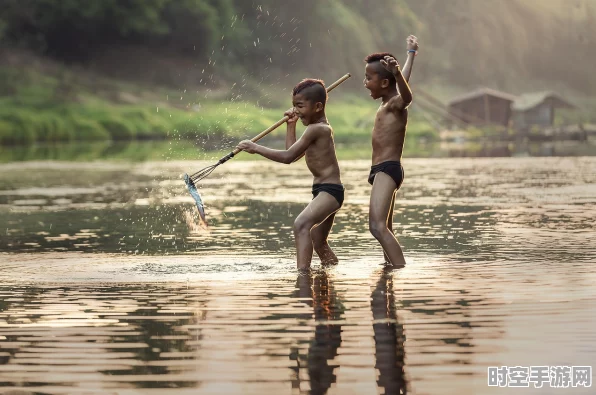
[189,73,351,182]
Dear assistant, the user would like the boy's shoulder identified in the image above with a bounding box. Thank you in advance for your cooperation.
[305,122,332,136]
[387,93,411,113]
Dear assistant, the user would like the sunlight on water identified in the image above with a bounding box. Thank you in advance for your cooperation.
[0,157,595,394]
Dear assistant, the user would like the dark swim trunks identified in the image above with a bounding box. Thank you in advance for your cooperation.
[312,183,345,207]
[368,161,404,189]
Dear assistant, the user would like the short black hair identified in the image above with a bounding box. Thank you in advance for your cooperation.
[292,78,327,105]
[364,52,396,84]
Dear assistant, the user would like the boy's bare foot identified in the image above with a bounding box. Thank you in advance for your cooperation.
[383,260,405,269]
[321,259,338,267]
[297,267,312,275]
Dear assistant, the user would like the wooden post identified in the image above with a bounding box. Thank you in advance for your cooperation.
[483,94,489,140]
[549,102,555,127]
[483,94,491,124]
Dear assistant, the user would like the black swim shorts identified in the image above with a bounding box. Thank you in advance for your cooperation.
[368,161,404,189]
[312,183,345,207]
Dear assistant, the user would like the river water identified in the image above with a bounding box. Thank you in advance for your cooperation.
[0,151,595,394]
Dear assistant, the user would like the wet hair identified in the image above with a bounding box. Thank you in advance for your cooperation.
[364,52,396,84]
[292,78,327,105]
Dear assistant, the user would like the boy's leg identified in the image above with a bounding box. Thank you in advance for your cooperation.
[383,190,397,263]
[311,212,338,265]
[294,193,340,270]
[369,173,406,267]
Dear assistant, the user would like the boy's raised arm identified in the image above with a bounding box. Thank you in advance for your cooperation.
[401,35,418,83]
[394,68,413,106]
[380,56,413,110]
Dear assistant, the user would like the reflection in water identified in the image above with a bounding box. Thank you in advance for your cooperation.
[0,261,595,393]
[293,270,343,394]
[371,267,407,395]
[0,157,595,393]
[1,139,595,163]
[290,267,408,395]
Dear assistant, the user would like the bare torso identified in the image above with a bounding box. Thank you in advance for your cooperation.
[304,124,342,184]
[371,102,408,164]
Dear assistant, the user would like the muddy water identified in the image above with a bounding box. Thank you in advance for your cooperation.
[0,157,595,394]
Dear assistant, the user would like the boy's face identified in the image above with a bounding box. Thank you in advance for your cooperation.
[292,93,322,125]
[364,63,386,100]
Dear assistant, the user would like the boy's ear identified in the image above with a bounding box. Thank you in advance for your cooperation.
[381,78,390,89]
[315,102,324,112]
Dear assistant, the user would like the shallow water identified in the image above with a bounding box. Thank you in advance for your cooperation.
[0,156,595,394]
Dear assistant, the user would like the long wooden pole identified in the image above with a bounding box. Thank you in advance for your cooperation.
[230,73,351,155]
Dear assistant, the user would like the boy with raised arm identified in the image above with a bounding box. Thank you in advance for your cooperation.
[363,35,418,266]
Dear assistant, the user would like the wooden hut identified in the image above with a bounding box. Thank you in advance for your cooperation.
[512,92,576,129]
[447,88,517,127]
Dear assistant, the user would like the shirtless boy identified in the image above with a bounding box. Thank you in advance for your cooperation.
[237,79,344,270]
[363,35,418,266]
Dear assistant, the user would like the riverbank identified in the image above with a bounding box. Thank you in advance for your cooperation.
[2,139,595,163]
[2,55,593,148]
[0,63,440,146]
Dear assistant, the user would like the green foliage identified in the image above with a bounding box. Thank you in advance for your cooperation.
[0,65,440,145]
[0,121,17,144]
[71,119,110,141]
[2,0,595,94]
[1,0,594,146]
[406,122,438,141]
[0,0,241,61]
[97,118,136,141]
[466,127,485,140]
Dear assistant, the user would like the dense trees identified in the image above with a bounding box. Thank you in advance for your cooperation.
[1,0,594,93]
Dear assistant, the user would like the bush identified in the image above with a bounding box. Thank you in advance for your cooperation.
[98,118,136,140]
[0,111,36,144]
[0,120,18,144]
[72,119,110,141]
[38,113,73,142]
[122,108,168,139]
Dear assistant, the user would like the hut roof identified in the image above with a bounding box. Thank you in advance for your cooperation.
[512,91,576,112]
[448,88,517,106]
